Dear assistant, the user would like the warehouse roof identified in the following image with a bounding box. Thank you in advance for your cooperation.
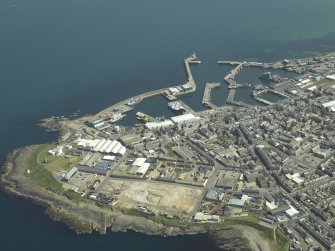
[135,163,150,176]
[228,198,245,207]
[145,120,174,130]
[170,113,200,124]
[133,158,146,167]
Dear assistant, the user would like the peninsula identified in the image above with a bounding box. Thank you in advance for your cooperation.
[2,53,335,251]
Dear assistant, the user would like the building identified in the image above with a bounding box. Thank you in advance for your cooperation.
[77,138,126,156]
[133,158,150,176]
[170,113,200,128]
[120,134,142,145]
[102,155,115,161]
[48,146,63,156]
[194,212,220,222]
[135,163,150,176]
[270,204,290,216]
[205,189,218,200]
[228,198,245,208]
[326,74,335,81]
[64,167,78,181]
[173,147,195,160]
[132,158,146,167]
[89,119,105,128]
[145,120,174,130]
[285,206,299,218]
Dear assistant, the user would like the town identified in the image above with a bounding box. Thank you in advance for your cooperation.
[38,53,335,251]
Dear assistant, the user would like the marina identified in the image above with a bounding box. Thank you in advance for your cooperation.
[89,55,301,126]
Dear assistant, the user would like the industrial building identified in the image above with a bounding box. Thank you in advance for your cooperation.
[88,119,105,128]
[64,167,78,182]
[145,120,174,130]
[170,113,200,128]
[77,138,126,156]
[133,158,150,176]
[193,212,220,222]
[228,198,245,208]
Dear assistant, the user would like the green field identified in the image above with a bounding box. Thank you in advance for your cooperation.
[225,216,289,251]
[63,190,86,203]
[26,144,62,193]
[26,144,81,194]
[124,209,185,227]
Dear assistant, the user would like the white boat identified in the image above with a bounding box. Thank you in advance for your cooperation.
[168,101,184,111]
[127,97,143,106]
[110,112,125,123]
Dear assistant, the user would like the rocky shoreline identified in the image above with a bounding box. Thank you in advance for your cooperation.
[0,145,274,250]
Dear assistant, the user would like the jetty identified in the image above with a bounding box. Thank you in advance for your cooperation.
[223,62,243,88]
[136,111,157,123]
[184,53,200,92]
[91,53,201,121]
[202,82,220,109]
[254,96,274,106]
[218,60,241,65]
[95,88,165,120]
[227,89,236,103]
[268,89,290,98]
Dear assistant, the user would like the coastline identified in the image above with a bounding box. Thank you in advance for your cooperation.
[0,144,275,250]
[1,53,319,250]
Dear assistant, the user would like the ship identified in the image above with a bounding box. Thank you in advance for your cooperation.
[240,83,252,88]
[168,101,184,112]
[254,84,266,90]
[127,97,143,106]
[110,112,125,123]
[136,112,149,122]
[259,72,281,82]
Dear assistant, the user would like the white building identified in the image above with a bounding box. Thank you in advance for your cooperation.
[326,74,335,81]
[322,100,335,108]
[77,138,126,156]
[132,158,146,167]
[170,113,200,128]
[135,162,150,176]
[145,120,174,130]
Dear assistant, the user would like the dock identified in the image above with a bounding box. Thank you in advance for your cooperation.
[223,62,243,88]
[202,82,220,109]
[268,89,290,98]
[136,111,157,123]
[220,62,244,104]
[227,89,236,103]
[254,96,274,106]
[162,90,177,101]
[178,100,197,115]
[226,100,255,109]
[218,60,241,65]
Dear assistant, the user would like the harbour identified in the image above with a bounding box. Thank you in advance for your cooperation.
[2,0,335,251]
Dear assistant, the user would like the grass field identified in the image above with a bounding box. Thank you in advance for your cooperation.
[26,144,81,194]
[275,228,290,251]
[225,216,289,251]
[124,209,185,227]
[314,79,334,88]
[63,190,86,203]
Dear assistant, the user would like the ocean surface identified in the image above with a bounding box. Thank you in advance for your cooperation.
[1,0,335,250]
